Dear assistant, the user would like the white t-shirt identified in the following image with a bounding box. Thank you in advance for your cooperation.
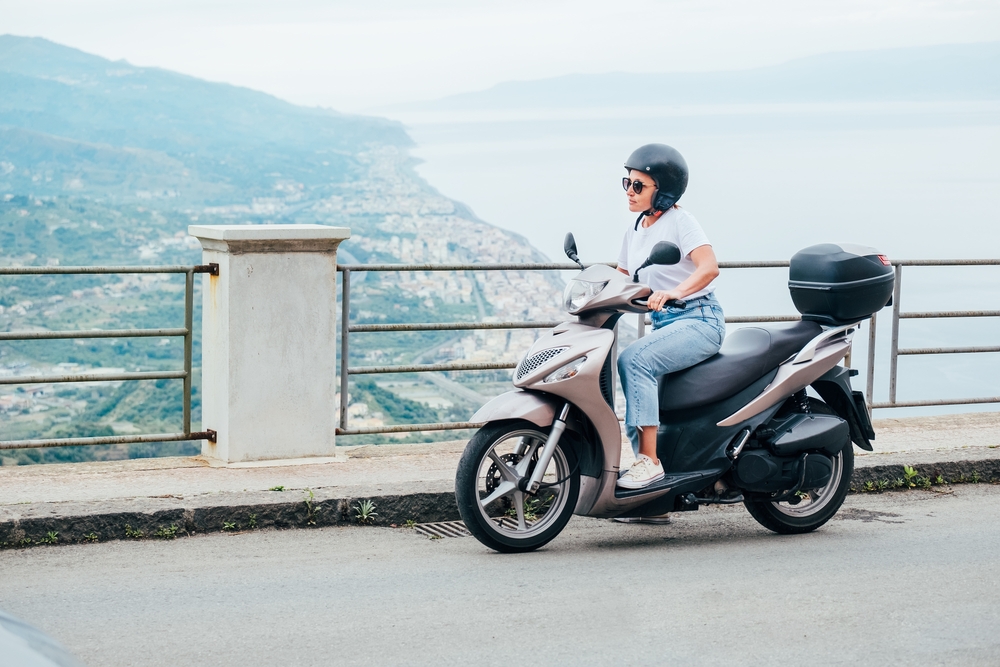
[617,206,715,299]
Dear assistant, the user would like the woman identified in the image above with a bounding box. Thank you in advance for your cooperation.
[616,144,726,493]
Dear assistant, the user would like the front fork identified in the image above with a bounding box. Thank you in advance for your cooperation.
[520,403,571,494]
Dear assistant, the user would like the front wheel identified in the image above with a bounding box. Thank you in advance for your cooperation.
[456,420,579,553]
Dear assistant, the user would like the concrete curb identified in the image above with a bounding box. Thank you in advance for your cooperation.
[0,488,462,549]
[3,454,999,550]
[850,458,1000,491]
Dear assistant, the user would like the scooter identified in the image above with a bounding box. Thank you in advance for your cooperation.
[455,234,894,553]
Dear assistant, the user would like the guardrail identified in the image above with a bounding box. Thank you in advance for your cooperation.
[0,264,219,450]
[3,258,995,447]
[875,260,1000,409]
[337,259,999,436]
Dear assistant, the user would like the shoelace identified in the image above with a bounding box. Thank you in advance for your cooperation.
[625,458,653,479]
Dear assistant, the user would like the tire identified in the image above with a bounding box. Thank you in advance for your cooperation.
[456,420,580,553]
[743,399,854,535]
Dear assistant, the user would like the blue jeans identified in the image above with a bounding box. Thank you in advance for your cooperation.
[619,294,726,456]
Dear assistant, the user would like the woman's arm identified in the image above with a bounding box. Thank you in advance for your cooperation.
[646,244,720,311]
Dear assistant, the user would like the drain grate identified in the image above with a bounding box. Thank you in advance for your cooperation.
[413,521,471,538]
[494,516,535,530]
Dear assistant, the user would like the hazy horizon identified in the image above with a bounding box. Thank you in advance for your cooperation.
[3,0,1000,111]
[1,30,996,425]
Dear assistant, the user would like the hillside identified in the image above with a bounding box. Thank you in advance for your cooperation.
[387,41,1000,112]
[0,35,410,202]
[0,36,564,462]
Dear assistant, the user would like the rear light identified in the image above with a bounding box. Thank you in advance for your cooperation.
[877,254,891,266]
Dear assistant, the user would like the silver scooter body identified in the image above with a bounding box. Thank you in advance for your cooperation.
[471,253,861,520]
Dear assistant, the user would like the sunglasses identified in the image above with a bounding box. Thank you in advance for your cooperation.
[622,177,653,194]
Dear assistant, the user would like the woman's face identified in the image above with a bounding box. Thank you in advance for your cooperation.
[625,169,656,213]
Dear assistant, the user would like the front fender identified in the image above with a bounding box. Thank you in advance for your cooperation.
[471,390,560,428]
[471,390,605,480]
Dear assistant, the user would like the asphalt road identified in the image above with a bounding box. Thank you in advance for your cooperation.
[3,486,1000,667]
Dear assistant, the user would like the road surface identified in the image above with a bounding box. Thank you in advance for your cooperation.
[2,485,999,666]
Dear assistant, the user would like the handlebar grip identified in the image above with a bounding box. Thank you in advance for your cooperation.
[634,298,687,309]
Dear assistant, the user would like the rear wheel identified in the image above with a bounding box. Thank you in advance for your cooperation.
[456,420,579,553]
[743,399,854,535]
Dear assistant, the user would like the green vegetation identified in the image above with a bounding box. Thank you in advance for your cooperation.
[853,465,993,493]
[506,494,553,523]
[154,525,179,539]
[0,36,410,202]
[353,499,378,525]
[0,36,508,463]
[303,488,318,526]
[351,379,442,425]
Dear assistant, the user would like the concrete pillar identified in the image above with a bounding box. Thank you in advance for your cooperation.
[188,224,351,463]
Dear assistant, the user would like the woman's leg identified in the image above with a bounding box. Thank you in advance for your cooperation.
[618,317,723,485]
[638,425,659,463]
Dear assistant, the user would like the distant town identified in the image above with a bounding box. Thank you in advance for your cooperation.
[0,147,580,447]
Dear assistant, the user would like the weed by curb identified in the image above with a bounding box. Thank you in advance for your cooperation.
[304,488,319,526]
[155,525,179,540]
[851,464,991,494]
[354,499,378,525]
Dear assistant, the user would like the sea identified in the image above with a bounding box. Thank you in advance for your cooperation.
[383,101,1000,418]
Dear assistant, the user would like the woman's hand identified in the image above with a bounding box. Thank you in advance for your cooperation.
[647,290,682,311]
[646,245,720,311]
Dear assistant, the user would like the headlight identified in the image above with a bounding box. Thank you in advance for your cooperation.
[563,280,608,311]
[543,356,587,383]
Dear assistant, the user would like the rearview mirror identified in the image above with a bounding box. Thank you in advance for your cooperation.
[564,232,583,268]
[648,242,681,266]
[633,241,681,282]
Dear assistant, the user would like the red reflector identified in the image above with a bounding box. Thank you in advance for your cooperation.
[877,254,891,266]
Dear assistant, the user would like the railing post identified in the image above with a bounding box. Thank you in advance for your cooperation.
[637,313,646,339]
[189,224,351,463]
[888,264,903,405]
[866,312,877,409]
[339,268,351,432]
[183,268,194,435]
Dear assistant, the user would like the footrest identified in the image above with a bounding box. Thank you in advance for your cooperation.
[613,470,713,499]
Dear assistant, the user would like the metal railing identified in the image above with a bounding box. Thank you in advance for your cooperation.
[337,262,581,435]
[873,260,1000,409]
[0,264,218,450]
[337,259,999,436]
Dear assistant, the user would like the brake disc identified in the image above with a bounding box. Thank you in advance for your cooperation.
[485,451,539,492]
[484,449,539,514]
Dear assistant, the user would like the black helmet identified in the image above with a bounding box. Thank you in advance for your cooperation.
[624,143,688,212]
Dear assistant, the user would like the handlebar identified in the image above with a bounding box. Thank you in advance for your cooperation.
[633,298,687,310]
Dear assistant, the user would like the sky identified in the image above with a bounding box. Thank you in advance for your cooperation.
[3,0,1000,112]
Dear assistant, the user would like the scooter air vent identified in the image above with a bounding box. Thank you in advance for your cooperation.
[515,347,568,380]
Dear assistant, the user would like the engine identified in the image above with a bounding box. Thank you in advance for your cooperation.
[733,412,848,493]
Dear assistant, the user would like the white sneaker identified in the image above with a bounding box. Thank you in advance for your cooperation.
[617,455,665,489]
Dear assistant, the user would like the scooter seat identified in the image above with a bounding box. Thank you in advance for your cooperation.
[658,321,824,412]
